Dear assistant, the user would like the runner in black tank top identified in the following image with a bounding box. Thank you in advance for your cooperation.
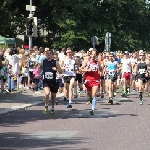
[42,50,62,117]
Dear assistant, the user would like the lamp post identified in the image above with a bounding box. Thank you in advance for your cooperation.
[29,0,33,49]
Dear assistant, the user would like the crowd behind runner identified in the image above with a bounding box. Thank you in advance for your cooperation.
[0,47,150,116]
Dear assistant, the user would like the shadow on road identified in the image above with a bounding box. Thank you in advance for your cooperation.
[0,103,138,127]
[0,132,89,150]
[0,91,44,104]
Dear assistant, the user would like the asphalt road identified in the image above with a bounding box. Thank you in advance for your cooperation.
[0,90,150,150]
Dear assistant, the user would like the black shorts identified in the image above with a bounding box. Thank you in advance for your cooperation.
[137,74,148,84]
[3,79,7,83]
[29,71,34,84]
[43,80,59,93]
[33,78,39,84]
[75,74,82,83]
[108,75,117,82]
[100,76,104,80]
[63,76,75,83]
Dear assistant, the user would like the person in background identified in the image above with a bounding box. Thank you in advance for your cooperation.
[38,47,46,64]
[33,62,40,93]
[53,53,63,105]
[2,65,8,93]
[5,48,11,60]
[21,54,29,89]
[28,53,37,90]
[38,47,46,90]
[58,48,65,62]
[7,48,20,92]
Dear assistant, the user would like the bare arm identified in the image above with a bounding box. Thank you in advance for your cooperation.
[79,60,88,72]
[56,60,63,74]
[60,58,65,70]
[98,62,102,72]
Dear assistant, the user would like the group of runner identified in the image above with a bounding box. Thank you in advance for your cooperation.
[42,48,150,116]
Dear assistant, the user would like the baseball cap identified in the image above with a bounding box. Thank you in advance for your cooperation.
[139,50,144,54]
[89,48,93,51]
[76,53,80,57]
[124,51,129,54]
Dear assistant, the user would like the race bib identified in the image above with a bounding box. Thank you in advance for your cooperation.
[66,65,74,72]
[91,65,98,71]
[45,72,53,79]
[139,69,146,74]
[109,70,115,77]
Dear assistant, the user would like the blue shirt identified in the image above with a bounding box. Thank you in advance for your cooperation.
[38,55,46,64]
[107,61,117,71]
[115,58,121,64]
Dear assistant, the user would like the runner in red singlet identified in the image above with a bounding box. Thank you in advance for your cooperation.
[80,48,101,116]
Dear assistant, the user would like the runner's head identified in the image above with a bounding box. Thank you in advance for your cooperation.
[66,47,73,57]
[53,53,58,60]
[124,51,130,58]
[139,51,145,60]
[90,48,97,60]
[109,52,114,61]
[98,53,103,61]
[46,49,53,59]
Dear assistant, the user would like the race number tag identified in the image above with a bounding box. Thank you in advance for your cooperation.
[45,72,53,79]
[67,65,74,72]
[109,71,115,77]
[139,69,146,74]
[91,65,98,71]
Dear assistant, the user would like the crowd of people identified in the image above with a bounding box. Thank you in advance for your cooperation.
[0,46,150,116]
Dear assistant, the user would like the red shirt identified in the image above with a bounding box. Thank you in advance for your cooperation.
[84,60,100,81]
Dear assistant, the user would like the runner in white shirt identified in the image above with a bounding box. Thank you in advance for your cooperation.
[121,51,132,97]
[60,47,80,108]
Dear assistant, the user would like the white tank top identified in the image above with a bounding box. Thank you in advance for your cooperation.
[63,57,76,76]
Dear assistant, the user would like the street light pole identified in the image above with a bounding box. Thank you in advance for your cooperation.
[29,0,32,49]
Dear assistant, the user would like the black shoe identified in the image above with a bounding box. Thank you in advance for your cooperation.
[110,100,113,105]
[67,103,72,108]
[55,101,58,105]
[101,94,104,98]
[122,93,127,97]
[108,97,113,104]
[90,110,94,116]
[64,97,67,102]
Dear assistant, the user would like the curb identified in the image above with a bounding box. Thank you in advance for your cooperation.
[0,93,63,116]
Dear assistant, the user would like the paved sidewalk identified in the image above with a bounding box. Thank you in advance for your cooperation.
[0,89,63,115]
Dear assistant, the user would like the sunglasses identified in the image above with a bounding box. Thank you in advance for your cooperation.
[140,55,145,56]
[67,52,72,53]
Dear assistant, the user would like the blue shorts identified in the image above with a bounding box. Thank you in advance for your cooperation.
[57,79,64,87]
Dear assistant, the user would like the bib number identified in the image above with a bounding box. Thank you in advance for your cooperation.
[139,69,146,74]
[109,71,115,77]
[67,68,74,72]
[66,64,74,72]
[45,72,53,79]
[91,65,98,71]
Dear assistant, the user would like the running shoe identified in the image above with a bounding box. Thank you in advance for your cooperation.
[113,91,116,97]
[107,97,113,105]
[43,106,48,114]
[67,103,72,108]
[50,110,54,117]
[55,101,58,105]
[64,97,67,102]
[148,93,150,97]
[90,110,94,116]
[140,99,144,105]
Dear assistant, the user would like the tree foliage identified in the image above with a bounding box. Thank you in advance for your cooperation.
[0,0,150,51]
